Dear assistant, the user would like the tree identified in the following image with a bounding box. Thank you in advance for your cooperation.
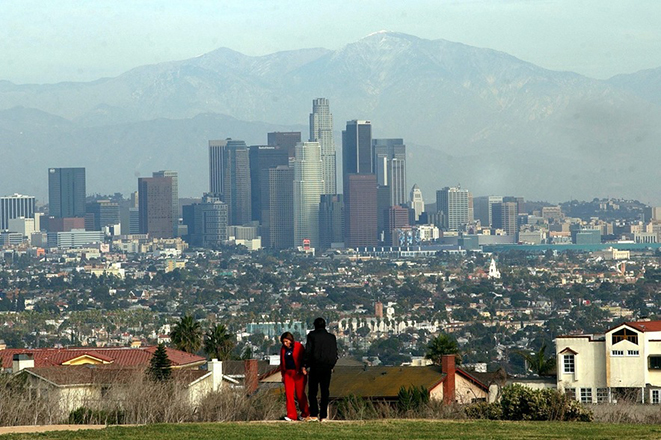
[425,333,460,365]
[170,315,202,354]
[516,342,556,376]
[203,324,235,361]
[147,343,172,382]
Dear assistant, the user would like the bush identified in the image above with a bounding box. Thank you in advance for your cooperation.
[397,385,430,413]
[466,385,593,422]
[68,407,124,425]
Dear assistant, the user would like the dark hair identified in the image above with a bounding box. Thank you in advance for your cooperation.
[313,317,326,330]
[280,332,294,344]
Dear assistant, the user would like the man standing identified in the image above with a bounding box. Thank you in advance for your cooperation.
[305,317,337,421]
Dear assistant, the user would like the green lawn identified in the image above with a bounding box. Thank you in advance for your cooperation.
[2,420,661,440]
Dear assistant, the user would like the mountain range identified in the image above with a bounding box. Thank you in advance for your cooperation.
[1,31,660,204]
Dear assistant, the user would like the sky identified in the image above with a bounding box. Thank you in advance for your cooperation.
[2,0,661,84]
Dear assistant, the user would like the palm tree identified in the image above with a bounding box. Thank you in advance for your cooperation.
[425,333,460,366]
[170,315,202,354]
[517,343,556,376]
[203,324,235,361]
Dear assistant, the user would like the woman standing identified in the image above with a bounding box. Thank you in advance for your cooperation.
[280,332,310,421]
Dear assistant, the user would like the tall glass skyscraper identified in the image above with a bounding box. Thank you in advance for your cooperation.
[209,139,227,197]
[152,170,179,237]
[372,138,407,207]
[309,98,336,195]
[223,140,252,226]
[48,167,86,218]
[293,142,323,249]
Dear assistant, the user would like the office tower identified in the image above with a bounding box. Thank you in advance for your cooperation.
[342,120,372,184]
[345,174,377,248]
[409,185,425,222]
[376,185,391,243]
[85,200,120,231]
[492,201,518,237]
[385,206,410,246]
[48,167,86,218]
[293,142,324,249]
[309,98,336,195]
[436,186,472,230]
[1,194,35,230]
[267,132,301,158]
[372,138,406,206]
[209,140,227,197]
[138,175,173,239]
[269,165,294,249]
[319,194,344,250]
[182,194,228,248]
[223,140,252,225]
[249,145,289,223]
[503,196,525,214]
[473,195,503,227]
[152,170,179,237]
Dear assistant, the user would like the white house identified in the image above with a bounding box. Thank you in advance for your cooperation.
[555,320,661,404]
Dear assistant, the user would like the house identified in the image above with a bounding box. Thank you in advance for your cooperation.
[261,355,489,404]
[555,320,661,404]
[0,345,206,373]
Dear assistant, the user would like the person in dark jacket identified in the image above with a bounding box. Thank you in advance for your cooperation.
[304,317,337,421]
[280,332,310,421]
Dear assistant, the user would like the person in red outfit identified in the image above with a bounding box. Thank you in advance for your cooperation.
[280,332,310,421]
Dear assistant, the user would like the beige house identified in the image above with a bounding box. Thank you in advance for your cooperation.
[556,320,661,404]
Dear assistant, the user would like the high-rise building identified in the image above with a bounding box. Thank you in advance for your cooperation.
[503,196,525,214]
[409,185,425,222]
[372,138,406,206]
[342,120,372,186]
[376,185,391,243]
[293,142,324,249]
[249,145,289,224]
[223,140,252,226]
[138,175,173,239]
[384,205,410,246]
[48,167,86,218]
[267,132,301,158]
[436,186,472,230]
[492,201,518,237]
[473,195,503,227]
[209,140,227,197]
[345,174,377,248]
[319,194,344,250]
[1,194,35,230]
[85,200,120,231]
[152,170,179,237]
[182,194,228,248]
[309,98,336,195]
[269,165,294,249]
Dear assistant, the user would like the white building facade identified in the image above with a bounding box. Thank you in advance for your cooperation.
[293,142,323,249]
[556,321,661,404]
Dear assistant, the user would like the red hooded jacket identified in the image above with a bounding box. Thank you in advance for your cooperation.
[280,341,305,378]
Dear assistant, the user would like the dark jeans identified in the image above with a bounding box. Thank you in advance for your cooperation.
[308,366,332,418]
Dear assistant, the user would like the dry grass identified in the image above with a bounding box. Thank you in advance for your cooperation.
[591,402,661,424]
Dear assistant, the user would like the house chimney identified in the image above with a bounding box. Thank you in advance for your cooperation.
[208,359,223,392]
[244,359,258,395]
[12,353,34,373]
[442,354,456,405]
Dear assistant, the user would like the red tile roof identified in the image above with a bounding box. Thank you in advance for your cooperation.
[25,365,209,386]
[0,346,205,370]
[624,321,661,332]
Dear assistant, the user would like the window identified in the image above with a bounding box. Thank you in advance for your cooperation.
[652,390,660,405]
[612,328,638,345]
[650,356,661,370]
[627,350,639,356]
[565,388,576,400]
[563,354,575,373]
[597,388,609,403]
[580,388,593,404]
[611,350,624,356]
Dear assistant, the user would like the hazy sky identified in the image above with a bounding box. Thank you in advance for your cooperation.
[2,0,661,84]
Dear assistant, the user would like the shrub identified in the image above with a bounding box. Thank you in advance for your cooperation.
[397,385,430,413]
[466,385,593,422]
[68,407,124,425]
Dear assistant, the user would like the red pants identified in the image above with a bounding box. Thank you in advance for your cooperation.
[283,369,309,419]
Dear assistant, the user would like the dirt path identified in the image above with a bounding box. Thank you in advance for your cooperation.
[0,424,107,435]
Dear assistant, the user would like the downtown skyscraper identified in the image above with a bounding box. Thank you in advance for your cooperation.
[138,175,173,239]
[309,98,336,195]
[152,170,179,237]
[48,167,86,218]
[209,139,227,197]
[372,138,406,207]
[293,142,324,249]
[223,140,252,226]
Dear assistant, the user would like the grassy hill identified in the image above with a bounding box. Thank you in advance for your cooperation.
[2,420,661,440]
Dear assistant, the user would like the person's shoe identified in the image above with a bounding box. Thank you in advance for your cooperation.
[283,416,295,422]
[299,416,310,421]
[319,418,327,423]
[307,416,318,422]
